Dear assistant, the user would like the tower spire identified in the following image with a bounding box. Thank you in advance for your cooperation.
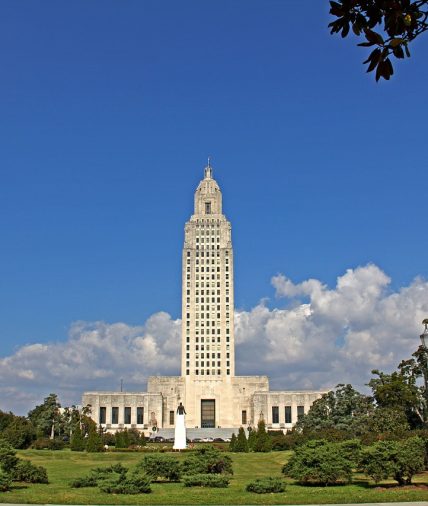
[204,156,213,179]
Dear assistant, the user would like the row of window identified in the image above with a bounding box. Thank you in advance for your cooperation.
[99,406,144,425]
[193,369,230,375]
[271,405,305,424]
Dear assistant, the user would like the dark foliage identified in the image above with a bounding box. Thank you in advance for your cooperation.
[329,0,428,80]
[137,454,181,481]
[182,473,230,488]
[0,470,11,492]
[246,477,286,493]
[283,440,353,486]
[181,446,233,475]
[12,460,48,484]
[31,438,65,450]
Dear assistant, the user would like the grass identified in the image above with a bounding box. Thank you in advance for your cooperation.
[0,449,426,504]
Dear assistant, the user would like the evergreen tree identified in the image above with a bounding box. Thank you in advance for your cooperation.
[229,433,237,452]
[247,427,256,451]
[85,426,104,453]
[27,394,61,439]
[234,427,249,452]
[253,420,272,453]
[70,423,86,451]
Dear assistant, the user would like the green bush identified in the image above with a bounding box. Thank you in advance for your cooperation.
[182,447,233,475]
[0,439,19,473]
[182,473,230,488]
[70,464,128,488]
[283,440,352,485]
[70,475,98,488]
[98,470,151,494]
[228,433,237,451]
[246,477,286,493]
[1,419,35,449]
[0,470,11,492]
[359,437,425,485]
[31,438,65,450]
[86,428,104,453]
[12,460,48,483]
[137,454,181,481]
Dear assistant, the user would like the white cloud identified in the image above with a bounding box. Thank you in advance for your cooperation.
[1,264,427,415]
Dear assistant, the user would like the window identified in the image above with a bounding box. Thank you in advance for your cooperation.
[124,407,131,424]
[285,406,292,424]
[297,405,305,419]
[112,407,119,424]
[99,407,106,424]
[242,410,247,425]
[137,407,144,424]
[169,410,174,425]
[272,406,279,424]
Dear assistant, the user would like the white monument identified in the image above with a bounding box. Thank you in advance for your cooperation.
[173,402,187,449]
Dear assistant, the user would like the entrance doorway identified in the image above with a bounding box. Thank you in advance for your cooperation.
[201,399,215,428]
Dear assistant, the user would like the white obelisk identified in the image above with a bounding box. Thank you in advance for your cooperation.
[173,402,187,450]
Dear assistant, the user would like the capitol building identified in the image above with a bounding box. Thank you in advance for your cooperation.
[82,164,324,434]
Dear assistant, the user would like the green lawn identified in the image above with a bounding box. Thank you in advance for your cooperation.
[0,449,426,504]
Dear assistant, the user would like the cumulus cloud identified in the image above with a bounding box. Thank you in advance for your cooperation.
[1,264,428,414]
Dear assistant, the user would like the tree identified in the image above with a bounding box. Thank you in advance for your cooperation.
[296,384,373,436]
[0,411,35,449]
[70,423,86,451]
[369,367,425,428]
[283,440,353,485]
[229,433,237,452]
[247,427,257,451]
[329,0,428,80]
[252,420,272,453]
[234,427,249,453]
[27,394,61,439]
[85,427,104,453]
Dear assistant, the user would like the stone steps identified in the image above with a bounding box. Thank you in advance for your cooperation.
[151,427,240,441]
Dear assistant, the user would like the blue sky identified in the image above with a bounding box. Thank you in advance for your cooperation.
[1,1,427,413]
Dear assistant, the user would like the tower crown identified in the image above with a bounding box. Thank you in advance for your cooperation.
[194,163,222,215]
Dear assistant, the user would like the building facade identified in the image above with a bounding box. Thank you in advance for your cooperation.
[82,163,325,433]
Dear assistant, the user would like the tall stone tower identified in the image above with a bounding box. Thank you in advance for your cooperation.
[180,162,239,427]
[181,162,235,379]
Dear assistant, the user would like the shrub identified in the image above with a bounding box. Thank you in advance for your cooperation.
[182,473,229,488]
[98,470,151,494]
[1,419,35,449]
[137,454,181,481]
[31,438,64,450]
[0,470,11,492]
[246,477,286,493]
[70,424,86,451]
[283,440,352,485]
[0,439,19,473]
[182,447,233,475]
[70,464,128,488]
[12,460,48,483]
[360,437,425,485]
[70,475,98,488]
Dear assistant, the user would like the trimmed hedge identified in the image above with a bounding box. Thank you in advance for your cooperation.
[182,473,230,488]
[246,477,286,493]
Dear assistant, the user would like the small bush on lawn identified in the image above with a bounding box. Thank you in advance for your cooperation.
[98,470,152,494]
[31,438,65,450]
[246,477,286,494]
[12,460,48,483]
[137,454,181,481]
[182,473,229,488]
[283,440,352,486]
[0,470,11,492]
[182,446,233,475]
[70,464,128,488]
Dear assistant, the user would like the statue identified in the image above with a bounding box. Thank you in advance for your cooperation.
[173,402,187,450]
